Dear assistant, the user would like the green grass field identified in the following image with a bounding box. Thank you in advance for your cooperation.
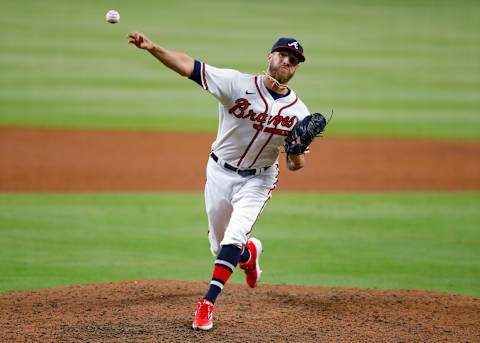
[1,0,479,139]
[1,193,478,296]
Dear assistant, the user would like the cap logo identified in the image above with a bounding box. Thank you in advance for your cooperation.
[288,41,299,50]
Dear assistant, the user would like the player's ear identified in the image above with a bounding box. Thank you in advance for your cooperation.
[267,53,273,63]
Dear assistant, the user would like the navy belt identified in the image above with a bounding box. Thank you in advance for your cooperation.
[210,153,270,177]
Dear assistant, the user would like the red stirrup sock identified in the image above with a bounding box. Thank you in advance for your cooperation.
[203,244,241,304]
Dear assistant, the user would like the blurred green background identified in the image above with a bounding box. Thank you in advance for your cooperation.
[0,0,479,296]
[1,0,479,138]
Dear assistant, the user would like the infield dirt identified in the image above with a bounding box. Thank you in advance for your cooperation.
[1,127,479,192]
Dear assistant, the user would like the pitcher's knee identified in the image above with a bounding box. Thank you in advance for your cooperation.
[210,244,220,257]
[220,232,247,250]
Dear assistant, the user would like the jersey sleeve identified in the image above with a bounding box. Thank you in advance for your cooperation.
[189,60,239,105]
[297,101,310,121]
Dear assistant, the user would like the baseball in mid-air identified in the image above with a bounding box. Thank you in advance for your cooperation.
[105,10,120,24]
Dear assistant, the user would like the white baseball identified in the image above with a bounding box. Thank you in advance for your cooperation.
[105,10,120,24]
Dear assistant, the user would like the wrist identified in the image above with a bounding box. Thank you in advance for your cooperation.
[146,43,156,52]
[287,153,305,171]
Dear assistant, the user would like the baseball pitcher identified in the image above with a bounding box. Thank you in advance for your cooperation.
[128,32,326,331]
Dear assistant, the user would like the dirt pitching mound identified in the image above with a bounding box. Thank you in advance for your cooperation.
[1,280,478,342]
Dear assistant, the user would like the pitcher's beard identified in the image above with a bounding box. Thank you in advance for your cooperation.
[268,64,294,84]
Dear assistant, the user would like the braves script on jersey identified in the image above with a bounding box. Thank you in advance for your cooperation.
[191,61,310,169]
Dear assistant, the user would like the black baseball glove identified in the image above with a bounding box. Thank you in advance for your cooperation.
[284,113,327,155]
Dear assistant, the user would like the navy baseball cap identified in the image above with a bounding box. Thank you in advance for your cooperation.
[271,37,305,63]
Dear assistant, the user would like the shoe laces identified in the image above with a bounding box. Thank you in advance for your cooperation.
[197,300,213,319]
[243,262,255,271]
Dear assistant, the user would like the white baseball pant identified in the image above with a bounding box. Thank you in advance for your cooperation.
[204,156,278,256]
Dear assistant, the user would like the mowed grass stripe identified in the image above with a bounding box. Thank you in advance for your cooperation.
[1,0,479,139]
[0,192,478,296]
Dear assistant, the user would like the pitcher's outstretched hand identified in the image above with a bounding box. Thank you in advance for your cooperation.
[128,32,154,50]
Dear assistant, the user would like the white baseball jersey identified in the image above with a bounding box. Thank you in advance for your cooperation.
[191,61,310,169]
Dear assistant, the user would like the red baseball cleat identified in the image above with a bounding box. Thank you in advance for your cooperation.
[239,238,263,288]
[192,298,214,331]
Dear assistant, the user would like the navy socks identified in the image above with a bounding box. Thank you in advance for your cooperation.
[239,245,251,264]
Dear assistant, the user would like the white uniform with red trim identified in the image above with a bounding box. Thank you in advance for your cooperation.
[196,62,310,256]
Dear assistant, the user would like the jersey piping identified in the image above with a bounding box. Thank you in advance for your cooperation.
[247,93,298,168]
[236,76,268,168]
